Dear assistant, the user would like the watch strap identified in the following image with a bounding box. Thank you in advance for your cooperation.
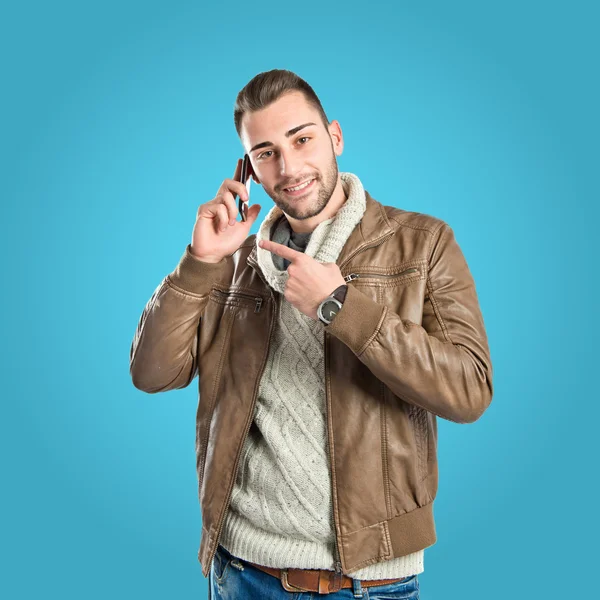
[331,284,348,304]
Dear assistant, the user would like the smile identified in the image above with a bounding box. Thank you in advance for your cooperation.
[283,178,315,196]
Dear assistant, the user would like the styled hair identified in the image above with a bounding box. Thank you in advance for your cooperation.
[233,69,330,137]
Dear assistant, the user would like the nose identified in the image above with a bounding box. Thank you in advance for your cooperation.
[278,148,303,181]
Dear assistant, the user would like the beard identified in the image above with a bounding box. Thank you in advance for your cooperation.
[264,147,339,221]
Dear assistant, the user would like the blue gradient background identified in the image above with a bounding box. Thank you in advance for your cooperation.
[2,1,597,598]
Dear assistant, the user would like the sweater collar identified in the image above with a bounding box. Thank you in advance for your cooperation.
[247,173,395,288]
[252,172,366,294]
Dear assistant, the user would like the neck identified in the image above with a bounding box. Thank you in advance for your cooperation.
[285,175,347,234]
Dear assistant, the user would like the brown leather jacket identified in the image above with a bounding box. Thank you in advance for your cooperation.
[129,190,493,578]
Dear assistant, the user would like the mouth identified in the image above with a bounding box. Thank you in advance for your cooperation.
[283,178,316,196]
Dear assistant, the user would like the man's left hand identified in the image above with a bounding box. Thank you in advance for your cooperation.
[258,239,346,321]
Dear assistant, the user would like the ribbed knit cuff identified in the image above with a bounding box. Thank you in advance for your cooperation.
[324,284,387,356]
[167,244,230,295]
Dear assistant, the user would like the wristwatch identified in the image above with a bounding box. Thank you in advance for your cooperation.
[317,284,348,325]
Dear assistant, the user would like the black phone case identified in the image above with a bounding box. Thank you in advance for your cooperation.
[238,154,250,222]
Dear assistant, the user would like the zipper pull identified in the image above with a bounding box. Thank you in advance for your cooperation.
[344,273,359,282]
[254,297,263,313]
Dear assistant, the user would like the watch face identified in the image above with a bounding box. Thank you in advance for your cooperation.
[321,299,341,323]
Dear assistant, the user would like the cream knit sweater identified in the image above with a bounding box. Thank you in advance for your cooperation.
[218,172,424,579]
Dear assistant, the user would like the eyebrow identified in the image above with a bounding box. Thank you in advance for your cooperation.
[249,122,318,154]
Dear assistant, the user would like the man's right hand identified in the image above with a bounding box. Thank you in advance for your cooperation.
[190,159,262,263]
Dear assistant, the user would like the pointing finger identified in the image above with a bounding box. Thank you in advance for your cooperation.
[258,239,303,262]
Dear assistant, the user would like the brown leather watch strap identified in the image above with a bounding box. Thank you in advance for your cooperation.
[331,284,348,304]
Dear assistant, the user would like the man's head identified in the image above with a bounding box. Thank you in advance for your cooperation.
[234,69,346,232]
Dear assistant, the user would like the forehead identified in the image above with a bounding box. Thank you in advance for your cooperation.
[241,91,321,146]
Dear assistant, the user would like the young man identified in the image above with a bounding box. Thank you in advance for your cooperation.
[130,69,494,599]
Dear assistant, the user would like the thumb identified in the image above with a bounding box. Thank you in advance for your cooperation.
[245,204,262,225]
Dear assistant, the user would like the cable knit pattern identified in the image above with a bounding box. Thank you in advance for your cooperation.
[218,172,424,579]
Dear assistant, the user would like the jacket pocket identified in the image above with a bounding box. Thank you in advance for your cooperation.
[210,287,264,313]
[343,260,428,325]
[343,263,423,285]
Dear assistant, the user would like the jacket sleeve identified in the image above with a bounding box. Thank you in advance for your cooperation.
[129,244,231,393]
[324,223,493,424]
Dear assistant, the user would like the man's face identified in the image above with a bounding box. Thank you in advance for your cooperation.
[240,91,343,221]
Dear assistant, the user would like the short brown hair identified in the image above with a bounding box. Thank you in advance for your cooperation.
[234,69,330,138]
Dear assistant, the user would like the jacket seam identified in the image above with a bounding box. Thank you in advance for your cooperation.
[346,524,393,571]
[426,278,451,343]
[197,307,236,491]
[130,281,168,369]
[357,306,388,356]
[324,328,345,571]
[341,500,435,537]
[212,283,266,296]
[210,296,257,309]
[425,223,453,343]
[377,286,393,519]
[138,280,168,338]
[378,201,393,229]
[409,405,429,483]
[426,221,448,252]
[165,275,212,300]
[388,215,441,234]
[406,391,463,423]
[380,381,392,520]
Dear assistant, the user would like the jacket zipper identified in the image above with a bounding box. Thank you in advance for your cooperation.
[343,266,419,283]
[212,288,263,313]
[325,330,344,583]
[205,259,275,573]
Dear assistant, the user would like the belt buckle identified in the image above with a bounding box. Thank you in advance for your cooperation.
[280,569,310,593]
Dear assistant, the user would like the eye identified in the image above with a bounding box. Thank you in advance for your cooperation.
[257,137,310,160]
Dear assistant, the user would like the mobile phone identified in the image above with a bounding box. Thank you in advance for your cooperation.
[238,154,252,222]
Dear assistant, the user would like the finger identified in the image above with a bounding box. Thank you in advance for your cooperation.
[245,203,261,225]
[218,189,239,224]
[222,178,249,203]
[215,204,229,232]
[259,239,303,262]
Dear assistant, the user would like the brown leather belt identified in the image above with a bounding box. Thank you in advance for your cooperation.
[246,560,408,594]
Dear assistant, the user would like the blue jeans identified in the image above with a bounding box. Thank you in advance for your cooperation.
[209,544,420,599]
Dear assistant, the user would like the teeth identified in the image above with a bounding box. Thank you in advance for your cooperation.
[286,179,313,192]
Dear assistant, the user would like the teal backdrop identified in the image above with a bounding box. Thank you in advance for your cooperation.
[1,1,597,598]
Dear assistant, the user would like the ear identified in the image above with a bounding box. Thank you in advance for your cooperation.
[328,120,344,157]
[249,160,261,184]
